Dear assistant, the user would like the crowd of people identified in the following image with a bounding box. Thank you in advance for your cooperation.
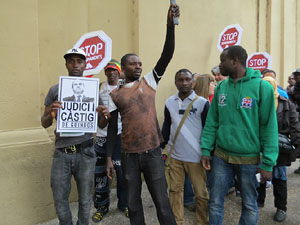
[41,3,300,225]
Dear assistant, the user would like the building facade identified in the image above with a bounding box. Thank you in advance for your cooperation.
[0,0,299,224]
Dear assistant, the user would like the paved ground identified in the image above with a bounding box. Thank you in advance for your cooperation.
[38,161,300,225]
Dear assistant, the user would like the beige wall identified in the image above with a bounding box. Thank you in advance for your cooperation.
[0,0,299,224]
[1,0,136,224]
[1,0,41,130]
[152,0,258,121]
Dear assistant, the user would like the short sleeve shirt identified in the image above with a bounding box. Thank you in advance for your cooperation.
[109,71,163,153]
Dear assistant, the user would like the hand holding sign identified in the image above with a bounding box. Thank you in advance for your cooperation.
[50,101,62,118]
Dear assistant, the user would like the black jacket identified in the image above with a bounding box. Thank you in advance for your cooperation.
[276,96,300,166]
[290,81,300,107]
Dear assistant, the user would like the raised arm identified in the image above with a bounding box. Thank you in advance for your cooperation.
[153,4,180,83]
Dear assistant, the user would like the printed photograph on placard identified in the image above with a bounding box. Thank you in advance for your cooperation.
[56,76,99,133]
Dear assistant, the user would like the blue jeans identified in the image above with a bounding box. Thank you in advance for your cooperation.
[51,143,96,225]
[209,155,259,225]
[94,135,127,212]
[184,173,195,205]
[122,147,176,225]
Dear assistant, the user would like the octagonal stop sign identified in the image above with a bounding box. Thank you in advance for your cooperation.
[247,52,272,72]
[218,24,243,52]
[73,31,112,76]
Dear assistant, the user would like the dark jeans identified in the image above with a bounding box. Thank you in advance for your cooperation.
[122,147,176,225]
[257,182,266,206]
[257,175,287,211]
[184,173,195,205]
[94,135,127,212]
[51,144,96,225]
[273,178,287,211]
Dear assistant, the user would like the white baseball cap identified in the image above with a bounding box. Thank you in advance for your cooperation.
[64,48,86,60]
[292,68,300,75]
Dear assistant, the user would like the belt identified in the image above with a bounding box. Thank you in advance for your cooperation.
[137,150,149,155]
[127,147,160,155]
[123,150,150,155]
[58,139,93,154]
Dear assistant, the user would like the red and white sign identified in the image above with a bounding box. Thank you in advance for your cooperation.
[247,52,272,72]
[218,24,243,52]
[73,31,112,76]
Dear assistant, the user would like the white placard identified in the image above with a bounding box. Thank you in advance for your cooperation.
[57,76,99,133]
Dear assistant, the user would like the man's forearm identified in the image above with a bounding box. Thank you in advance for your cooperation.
[106,110,118,157]
[41,108,53,128]
[161,106,171,148]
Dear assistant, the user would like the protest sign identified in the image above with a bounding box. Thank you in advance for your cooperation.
[247,52,272,72]
[73,31,112,77]
[218,24,243,52]
[56,76,99,133]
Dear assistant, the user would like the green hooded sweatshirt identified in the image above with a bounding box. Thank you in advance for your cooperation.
[201,67,279,172]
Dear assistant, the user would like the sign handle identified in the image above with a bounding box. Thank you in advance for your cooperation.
[170,0,179,25]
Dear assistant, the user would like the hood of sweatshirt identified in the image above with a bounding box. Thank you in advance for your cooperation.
[228,67,261,82]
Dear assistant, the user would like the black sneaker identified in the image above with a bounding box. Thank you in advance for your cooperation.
[119,207,129,218]
[226,187,235,196]
[294,167,300,174]
[257,202,264,208]
[273,209,286,222]
[92,211,107,223]
[236,190,241,197]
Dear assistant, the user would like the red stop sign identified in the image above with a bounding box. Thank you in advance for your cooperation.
[247,52,272,72]
[79,36,105,72]
[74,31,112,76]
[218,24,243,52]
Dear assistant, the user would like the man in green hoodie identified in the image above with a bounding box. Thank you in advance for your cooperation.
[201,45,278,225]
